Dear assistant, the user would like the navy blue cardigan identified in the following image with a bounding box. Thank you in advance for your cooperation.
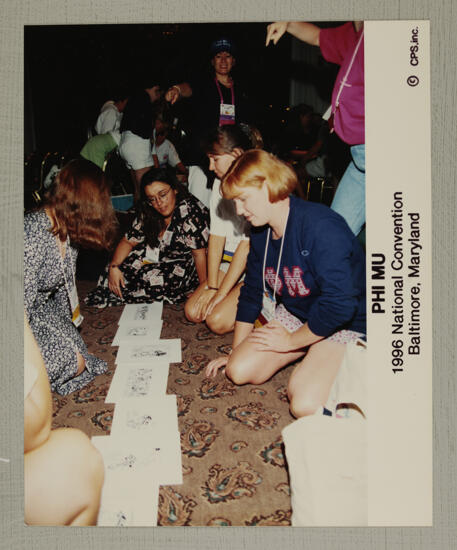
[236,194,366,337]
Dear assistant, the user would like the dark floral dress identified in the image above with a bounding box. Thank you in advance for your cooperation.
[24,210,107,395]
[85,194,209,307]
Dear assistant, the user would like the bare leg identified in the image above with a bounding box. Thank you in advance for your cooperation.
[226,332,305,386]
[206,282,243,335]
[287,339,346,418]
[184,269,226,323]
[184,280,210,323]
[75,351,85,376]
[24,428,104,525]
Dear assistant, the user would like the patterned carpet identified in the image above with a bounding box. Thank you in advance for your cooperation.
[51,280,297,527]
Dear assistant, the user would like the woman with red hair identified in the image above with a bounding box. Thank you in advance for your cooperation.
[206,150,366,418]
[24,158,118,395]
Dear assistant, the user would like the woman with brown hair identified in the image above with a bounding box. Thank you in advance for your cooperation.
[184,124,262,334]
[85,166,209,307]
[24,158,118,395]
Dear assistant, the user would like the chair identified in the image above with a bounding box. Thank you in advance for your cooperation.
[25,151,66,206]
[304,176,336,206]
[292,159,336,206]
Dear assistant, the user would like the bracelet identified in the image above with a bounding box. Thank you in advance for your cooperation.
[172,85,181,96]
[204,285,219,291]
[109,264,120,269]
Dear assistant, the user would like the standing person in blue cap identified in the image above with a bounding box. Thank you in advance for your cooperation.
[166,37,255,167]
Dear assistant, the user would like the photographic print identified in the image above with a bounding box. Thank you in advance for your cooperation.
[23,18,430,528]
[15,2,444,544]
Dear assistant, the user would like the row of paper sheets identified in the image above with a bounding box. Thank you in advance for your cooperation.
[93,303,182,526]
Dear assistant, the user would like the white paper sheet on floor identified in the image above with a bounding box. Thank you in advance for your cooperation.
[94,301,183,526]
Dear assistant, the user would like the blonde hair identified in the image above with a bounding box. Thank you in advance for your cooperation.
[221,149,297,202]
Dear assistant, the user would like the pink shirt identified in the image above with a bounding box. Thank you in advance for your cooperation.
[320,23,365,145]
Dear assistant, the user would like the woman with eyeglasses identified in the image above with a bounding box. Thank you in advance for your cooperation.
[85,166,209,306]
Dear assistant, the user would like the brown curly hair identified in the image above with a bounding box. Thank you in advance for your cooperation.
[45,158,118,250]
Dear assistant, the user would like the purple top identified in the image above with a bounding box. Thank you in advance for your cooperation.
[320,22,365,146]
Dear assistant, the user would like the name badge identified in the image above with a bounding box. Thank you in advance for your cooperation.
[149,274,164,286]
[219,103,235,125]
[144,245,160,263]
[261,292,276,323]
[173,265,185,277]
[162,230,173,246]
[69,284,84,327]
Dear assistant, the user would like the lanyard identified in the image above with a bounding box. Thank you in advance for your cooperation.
[56,236,79,320]
[262,206,290,303]
[215,78,235,106]
[334,29,364,111]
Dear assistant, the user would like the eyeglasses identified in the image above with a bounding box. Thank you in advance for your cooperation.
[146,187,172,205]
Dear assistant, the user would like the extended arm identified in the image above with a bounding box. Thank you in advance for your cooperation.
[207,234,225,288]
[205,239,249,318]
[192,248,208,283]
[266,21,321,47]
[165,82,193,104]
[193,234,225,318]
[218,239,249,297]
[108,237,134,298]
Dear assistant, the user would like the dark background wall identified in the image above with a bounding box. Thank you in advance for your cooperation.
[25,21,341,156]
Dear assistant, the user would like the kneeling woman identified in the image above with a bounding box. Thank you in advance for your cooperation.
[24,159,118,395]
[86,166,209,306]
[206,150,366,418]
[185,124,262,334]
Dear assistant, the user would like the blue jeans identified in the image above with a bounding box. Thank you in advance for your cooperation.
[331,144,365,236]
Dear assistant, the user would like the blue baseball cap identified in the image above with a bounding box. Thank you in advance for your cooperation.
[210,37,235,57]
